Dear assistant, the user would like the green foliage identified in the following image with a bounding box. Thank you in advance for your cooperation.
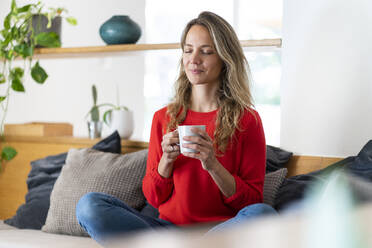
[88,85,100,122]
[92,85,98,105]
[86,85,129,124]
[1,146,17,161]
[35,32,61,48]
[66,17,77,26]
[31,61,48,83]
[46,7,77,28]
[0,0,77,166]
[103,106,129,126]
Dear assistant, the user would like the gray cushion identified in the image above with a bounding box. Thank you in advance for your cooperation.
[4,131,122,230]
[263,168,288,206]
[42,148,148,236]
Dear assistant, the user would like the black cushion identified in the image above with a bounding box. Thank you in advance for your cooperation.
[274,140,372,212]
[344,140,372,181]
[266,145,293,173]
[274,157,354,211]
[4,131,121,229]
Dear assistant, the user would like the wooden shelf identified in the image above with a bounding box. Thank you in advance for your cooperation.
[3,135,149,150]
[34,38,282,55]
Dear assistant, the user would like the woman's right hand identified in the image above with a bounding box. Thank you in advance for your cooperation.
[158,130,180,178]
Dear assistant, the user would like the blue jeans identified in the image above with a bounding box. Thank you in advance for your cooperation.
[76,192,173,244]
[76,192,277,244]
[206,203,278,234]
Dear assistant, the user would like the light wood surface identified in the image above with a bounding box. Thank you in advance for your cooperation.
[4,122,73,137]
[0,136,148,220]
[34,39,282,55]
[286,155,342,177]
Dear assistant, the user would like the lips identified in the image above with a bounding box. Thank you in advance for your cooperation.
[190,69,203,74]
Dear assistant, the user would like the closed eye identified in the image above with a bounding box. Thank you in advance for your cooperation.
[201,50,214,55]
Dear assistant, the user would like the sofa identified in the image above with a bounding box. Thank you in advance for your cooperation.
[2,131,372,248]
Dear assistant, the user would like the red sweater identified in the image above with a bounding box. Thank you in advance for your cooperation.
[142,107,266,225]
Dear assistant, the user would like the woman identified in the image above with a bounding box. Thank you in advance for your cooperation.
[76,11,276,244]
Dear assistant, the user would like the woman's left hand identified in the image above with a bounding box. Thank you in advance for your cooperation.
[182,128,218,171]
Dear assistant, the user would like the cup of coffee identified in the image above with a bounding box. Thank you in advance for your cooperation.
[178,125,206,154]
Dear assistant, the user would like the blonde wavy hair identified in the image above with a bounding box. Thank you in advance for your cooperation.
[166,11,254,153]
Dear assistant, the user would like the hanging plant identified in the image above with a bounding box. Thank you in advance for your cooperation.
[0,0,77,169]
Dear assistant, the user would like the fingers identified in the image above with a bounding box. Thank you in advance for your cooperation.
[182,151,202,160]
[182,135,210,148]
[167,144,180,153]
[190,128,212,141]
[162,131,179,144]
[162,130,180,155]
[165,129,179,138]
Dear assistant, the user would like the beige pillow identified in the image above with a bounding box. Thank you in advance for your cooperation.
[42,148,148,236]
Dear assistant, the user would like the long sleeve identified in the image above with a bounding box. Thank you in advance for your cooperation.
[221,111,266,211]
[142,110,174,208]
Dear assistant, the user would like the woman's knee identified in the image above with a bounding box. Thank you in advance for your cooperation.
[76,192,109,223]
[237,203,277,217]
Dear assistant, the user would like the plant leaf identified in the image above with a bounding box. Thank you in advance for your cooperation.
[91,106,99,122]
[4,49,14,60]
[4,13,11,30]
[1,146,17,161]
[92,85,97,105]
[0,96,6,102]
[2,33,12,47]
[66,17,77,26]
[11,77,25,92]
[11,0,17,12]
[35,32,61,48]
[14,43,33,58]
[17,4,31,13]
[47,12,52,28]
[12,67,24,78]
[0,73,5,84]
[31,61,48,84]
[11,26,20,41]
[103,110,112,125]
[120,106,129,111]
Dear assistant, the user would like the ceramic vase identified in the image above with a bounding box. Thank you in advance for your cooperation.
[99,15,141,45]
[106,109,134,139]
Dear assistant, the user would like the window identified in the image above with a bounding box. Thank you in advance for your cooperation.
[144,0,282,146]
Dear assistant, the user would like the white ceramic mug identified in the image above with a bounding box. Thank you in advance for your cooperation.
[178,125,206,154]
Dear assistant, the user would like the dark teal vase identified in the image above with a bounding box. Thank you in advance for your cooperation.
[99,15,141,45]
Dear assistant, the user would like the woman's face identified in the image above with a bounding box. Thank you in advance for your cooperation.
[182,25,223,87]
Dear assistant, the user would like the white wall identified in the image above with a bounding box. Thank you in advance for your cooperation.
[281,0,372,156]
[0,0,146,140]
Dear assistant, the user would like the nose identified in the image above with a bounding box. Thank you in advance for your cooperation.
[190,51,201,65]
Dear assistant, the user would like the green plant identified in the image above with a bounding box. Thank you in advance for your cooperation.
[88,85,100,122]
[102,105,129,126]
[45,7,77,28]
[86,84,129,125]
[0,0,77,169]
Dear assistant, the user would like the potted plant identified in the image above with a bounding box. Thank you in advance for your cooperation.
[0,0,77,169]
[103,104,133,139]
[32,7,77,48]
[86,84,133,139]
[101,87,133,139]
